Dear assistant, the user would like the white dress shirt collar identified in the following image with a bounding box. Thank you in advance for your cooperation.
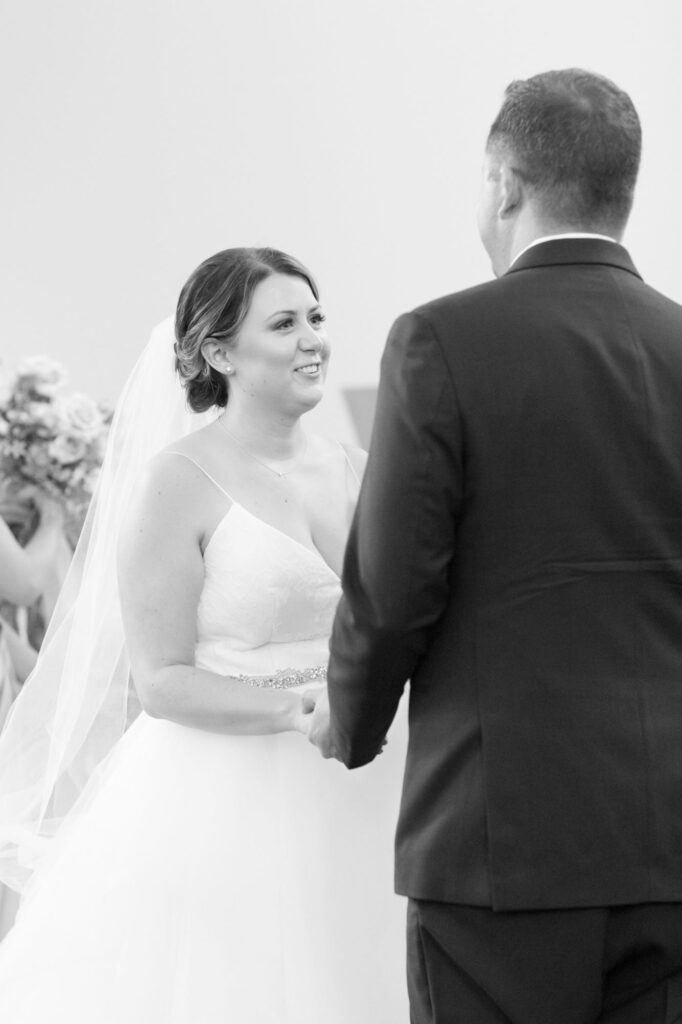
[509,233,619,269]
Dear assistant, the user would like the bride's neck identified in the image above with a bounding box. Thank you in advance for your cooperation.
[219,404,305,461]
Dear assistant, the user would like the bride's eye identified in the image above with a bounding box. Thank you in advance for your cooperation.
[274,319,294,331]
[310,312,327,326]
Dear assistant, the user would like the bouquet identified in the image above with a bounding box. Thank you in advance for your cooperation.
[0,356,111,548]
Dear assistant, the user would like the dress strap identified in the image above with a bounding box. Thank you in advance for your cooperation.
[164,450,234,501]
[338,442,361,486]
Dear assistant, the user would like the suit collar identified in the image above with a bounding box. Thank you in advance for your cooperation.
[504,237,642,280]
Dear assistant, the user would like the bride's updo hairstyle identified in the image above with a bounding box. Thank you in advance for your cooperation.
[175,247,319,413]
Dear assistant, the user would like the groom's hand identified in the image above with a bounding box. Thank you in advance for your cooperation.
[307,688,339,760]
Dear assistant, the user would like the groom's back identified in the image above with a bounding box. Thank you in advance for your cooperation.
[396,238,682,911]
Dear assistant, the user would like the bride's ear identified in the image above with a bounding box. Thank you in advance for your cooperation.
[201,339,234,376]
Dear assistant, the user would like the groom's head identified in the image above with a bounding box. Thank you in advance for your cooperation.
[478,69,642,276]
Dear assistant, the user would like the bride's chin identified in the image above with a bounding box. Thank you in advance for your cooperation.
[295,384,325,411]
[298,397,324,419]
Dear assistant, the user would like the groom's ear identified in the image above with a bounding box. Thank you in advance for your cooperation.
[497,164,524,220]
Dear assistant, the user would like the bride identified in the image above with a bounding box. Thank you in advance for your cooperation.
[0,247,408,1022]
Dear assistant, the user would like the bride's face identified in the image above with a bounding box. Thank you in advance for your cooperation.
[228,273,330,414]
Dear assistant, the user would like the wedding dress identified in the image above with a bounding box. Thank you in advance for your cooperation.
[0,453,409,1022]
[0,631,20,942]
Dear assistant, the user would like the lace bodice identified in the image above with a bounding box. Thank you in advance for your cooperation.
[168,452,349,679]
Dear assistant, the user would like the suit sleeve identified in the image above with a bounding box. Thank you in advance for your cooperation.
[327,311,463,767]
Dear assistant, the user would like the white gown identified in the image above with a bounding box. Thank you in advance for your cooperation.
[0,470,410,1022]
[0,631,21,942]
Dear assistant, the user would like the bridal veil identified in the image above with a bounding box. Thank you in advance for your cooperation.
[0,319,212,891]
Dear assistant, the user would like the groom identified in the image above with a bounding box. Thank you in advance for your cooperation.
[310,69,682,1021]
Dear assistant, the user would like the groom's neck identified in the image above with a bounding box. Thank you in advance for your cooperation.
[504,207,625,274]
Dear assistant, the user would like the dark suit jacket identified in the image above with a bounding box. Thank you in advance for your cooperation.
[327,238,682,911]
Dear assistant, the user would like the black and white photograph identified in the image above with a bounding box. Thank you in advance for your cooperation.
[1,1,682,1021]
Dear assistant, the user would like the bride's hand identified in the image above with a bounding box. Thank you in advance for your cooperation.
[300,686,324,714]
[291,687,324,736]
[306,689,338,759]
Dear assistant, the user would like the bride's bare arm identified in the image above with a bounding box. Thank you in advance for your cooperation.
[117,454,308,736]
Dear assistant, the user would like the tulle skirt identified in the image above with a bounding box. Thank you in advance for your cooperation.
[0,698,409,1022]
[0,643,21,942]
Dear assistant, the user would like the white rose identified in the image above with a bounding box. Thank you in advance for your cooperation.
[48,434,87,465]
[54,392,104,439]
[16,356,67,397]
[25,401,58,430]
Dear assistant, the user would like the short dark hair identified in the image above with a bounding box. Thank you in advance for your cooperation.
[175,247,319,413]
[487,68,641,230]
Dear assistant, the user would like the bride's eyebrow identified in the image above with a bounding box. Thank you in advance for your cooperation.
[266,305,322,320]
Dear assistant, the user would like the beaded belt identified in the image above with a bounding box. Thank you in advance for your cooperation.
[238,665,327,690]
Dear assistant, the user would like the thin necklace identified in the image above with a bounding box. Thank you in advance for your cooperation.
[217,415,307,479]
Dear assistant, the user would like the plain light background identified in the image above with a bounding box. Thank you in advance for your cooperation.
[2,0,680,439]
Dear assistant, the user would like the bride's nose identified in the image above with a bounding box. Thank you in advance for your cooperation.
[299,325,323,352]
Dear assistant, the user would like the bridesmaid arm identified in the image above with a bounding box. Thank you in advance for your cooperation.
[117,453,310,736]
[0,616,37,682]
[0,501,65,607]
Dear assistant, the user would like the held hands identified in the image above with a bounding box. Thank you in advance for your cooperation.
[294,685,390,762]
[295,686,339,760]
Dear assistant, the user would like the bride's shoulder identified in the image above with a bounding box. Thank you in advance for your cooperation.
[310,433,367,480]
[339,442,367,481]
[132,429,219,515]
[121,438,225,555]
